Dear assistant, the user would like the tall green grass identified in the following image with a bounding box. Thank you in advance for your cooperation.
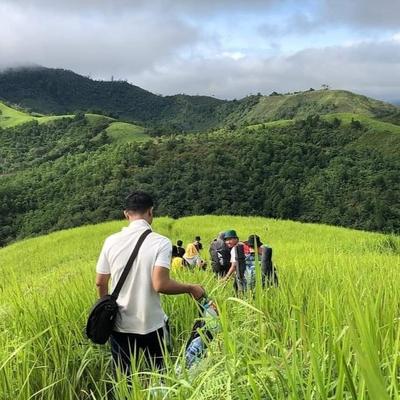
[0,216,399,399]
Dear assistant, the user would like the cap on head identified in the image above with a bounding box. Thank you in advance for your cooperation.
[224,229,238,240]
[195,236,201,241]
[247,234,262,248]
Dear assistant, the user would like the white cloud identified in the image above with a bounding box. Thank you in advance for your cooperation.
[392,32,400,42]
[131,40,400,102]
[221,52,246,61]
[0,3,200,77]
[1,0,400,102]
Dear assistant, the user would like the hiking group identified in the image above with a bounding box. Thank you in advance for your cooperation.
[171,236,206,270]
[94,190,277,376]
[210,229,278,292]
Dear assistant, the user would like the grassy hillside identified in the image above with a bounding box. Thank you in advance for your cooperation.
[106,121,149,143]
[0,101,40,128]
[0,216,399,399]
[0,100,85,127]
[0,101,149,145]
[224,90,400,127]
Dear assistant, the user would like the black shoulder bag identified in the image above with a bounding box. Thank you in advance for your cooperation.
[86,229,152,344]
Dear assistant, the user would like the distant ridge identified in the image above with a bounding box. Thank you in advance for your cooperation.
[0,66,232,132]
[0,65,399,131]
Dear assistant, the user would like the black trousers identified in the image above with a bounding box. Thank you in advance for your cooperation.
[110,327,164,374]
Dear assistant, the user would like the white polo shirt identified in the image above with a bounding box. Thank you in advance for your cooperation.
[96,219,171,334]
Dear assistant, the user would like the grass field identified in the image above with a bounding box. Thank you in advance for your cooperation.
[106,122,150,143]
[0,215,399,399]
[0,101,149,144]
[0,102,39,128]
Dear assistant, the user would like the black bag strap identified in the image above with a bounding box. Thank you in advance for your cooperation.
[111,229,152,299]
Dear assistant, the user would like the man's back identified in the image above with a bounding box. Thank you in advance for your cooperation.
[95,190,204,374]
[96,219,171,334]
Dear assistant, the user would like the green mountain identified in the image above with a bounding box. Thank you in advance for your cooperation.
[0,112,398,245]
[1,66,399,132]
[0,66,234,132]
[225,89,400,126]
[0,67,399,246]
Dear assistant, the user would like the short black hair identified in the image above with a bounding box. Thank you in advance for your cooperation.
[124,191,154,213]
[172,245,178,257]
[177,240,183,246]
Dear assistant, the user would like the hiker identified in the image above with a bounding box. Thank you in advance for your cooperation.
[247,234,278,287]
[176,240,185,258]
[209,232,231,277]
[222,229,247,292]
[193,236,203,252]
[185,295,219,368]
[183,243,206,270]
[171,245,184,270]
[95,191,204,374]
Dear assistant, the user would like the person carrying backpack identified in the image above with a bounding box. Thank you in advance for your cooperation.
[209,232,231,277]
[223,231,278,292]
[222,230,247,293]
[95,191,204,374]
[246,234,278,288]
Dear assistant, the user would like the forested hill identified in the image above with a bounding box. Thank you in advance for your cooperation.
[0,66,234,132]
[0,113,399,245]
[1,66,400,132]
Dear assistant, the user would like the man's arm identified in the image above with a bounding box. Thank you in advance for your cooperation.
[224,261,237,280]
[152,266,204,299]
[96,273,111,298]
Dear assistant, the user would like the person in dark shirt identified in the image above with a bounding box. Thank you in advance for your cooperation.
[176,240,185,258]
[193,236,203,252]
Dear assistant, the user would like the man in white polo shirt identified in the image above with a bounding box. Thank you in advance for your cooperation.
[95,191,204,372]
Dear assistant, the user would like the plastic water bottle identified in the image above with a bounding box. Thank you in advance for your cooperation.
[197,295,220,335]
[185,336,204,367]
[197,295,218,318]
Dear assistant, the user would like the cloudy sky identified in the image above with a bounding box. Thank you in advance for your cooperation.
[1,0,400,101]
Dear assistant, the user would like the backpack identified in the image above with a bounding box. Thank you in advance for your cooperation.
[236,244,279,291]
[260,246,279,287]
[209,238,230,276]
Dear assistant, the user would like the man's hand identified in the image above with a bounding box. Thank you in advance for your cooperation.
[152,266,204,299]
[189,284,205,300]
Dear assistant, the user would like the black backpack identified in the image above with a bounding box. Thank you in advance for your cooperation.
[209,239,230,275]
[260,246,278,287]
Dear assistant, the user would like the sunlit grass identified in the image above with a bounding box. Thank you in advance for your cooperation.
[106,122,149,143]
[0,216,399,399]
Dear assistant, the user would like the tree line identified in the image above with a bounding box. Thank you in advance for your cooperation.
[0,115,399,246]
